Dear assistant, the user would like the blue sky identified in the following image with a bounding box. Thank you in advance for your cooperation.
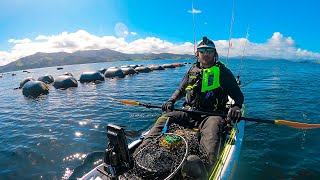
[1,0,319,65]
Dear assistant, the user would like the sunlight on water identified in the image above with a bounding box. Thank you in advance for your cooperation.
[62,168,73,180]
[79,121,88,126]
[299,113,310,150]
[1,59,319,179]
[75,132,83,137]
[94,159,103,165]
[94,124,99,129]
[63,153,87,162]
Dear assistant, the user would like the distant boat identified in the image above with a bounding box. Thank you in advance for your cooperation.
[57,67,63,70]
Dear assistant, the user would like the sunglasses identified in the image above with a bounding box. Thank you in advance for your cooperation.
[198,48,215,54]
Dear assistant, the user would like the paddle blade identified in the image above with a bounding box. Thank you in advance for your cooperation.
[275,120,320,129]
[114,99,140,105]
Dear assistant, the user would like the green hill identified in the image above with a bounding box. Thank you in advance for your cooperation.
[0,49,194,73]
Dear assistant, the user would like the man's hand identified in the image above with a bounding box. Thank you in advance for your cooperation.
[227,106,242,123]
[161,99,175,112]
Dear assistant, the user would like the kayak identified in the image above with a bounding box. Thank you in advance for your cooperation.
[79,130,148,180]
[79,114,245,180]
[209,120,245,180]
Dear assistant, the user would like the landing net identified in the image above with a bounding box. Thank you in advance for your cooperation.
[122,123,209,179]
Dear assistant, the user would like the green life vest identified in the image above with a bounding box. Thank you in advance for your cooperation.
[201,65,220,92]
[184,62,228,112]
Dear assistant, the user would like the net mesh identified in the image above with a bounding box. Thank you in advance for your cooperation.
[122,123,208,179]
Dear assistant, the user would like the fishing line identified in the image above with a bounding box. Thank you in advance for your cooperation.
[191,0,200,63]
[192,0,197,56]
[237,0,254,82]
[236,26,249,82]
[225,0,235,67]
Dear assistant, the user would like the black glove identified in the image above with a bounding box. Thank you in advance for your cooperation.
[161,99,175,112]
[227,106,242,123]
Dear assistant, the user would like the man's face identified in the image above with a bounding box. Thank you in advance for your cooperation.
[198,48,215,68]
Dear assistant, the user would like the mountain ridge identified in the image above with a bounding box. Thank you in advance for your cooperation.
[2,49,314,73]
[0,48,194,73]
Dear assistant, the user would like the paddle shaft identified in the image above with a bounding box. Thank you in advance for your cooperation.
[140,103,275,124]
[114,99,319,129]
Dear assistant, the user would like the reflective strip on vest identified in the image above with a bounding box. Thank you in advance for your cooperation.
[201,66,220,92]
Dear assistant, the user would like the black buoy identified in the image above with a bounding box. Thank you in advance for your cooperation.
[22,80,49,98]
[163,64,176,68]
[121,67,138,75]
[135,66,152,73]
[53,75,78,89]
[149,65,165,70]
[38,75,54,84]
[19,77,36,88]
[79,71,105,83]
[104,68,126,78]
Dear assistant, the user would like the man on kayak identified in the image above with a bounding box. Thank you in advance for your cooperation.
[138,36,244,178]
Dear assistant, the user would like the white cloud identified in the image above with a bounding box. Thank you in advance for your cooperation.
[0,31,319,66]
[124,37,193,54]
[188,8,201,14]
[114,22,129,38]
[130,32,137,36]
[0,51,14,66]
[8,38,32,44]
[214,32,320,60]
[35,35,50,40]
[267,32,295,47]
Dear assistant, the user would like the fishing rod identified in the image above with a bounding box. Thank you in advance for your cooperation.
[225,0,235,67]
[236,26,250,85]
[237,26,249,79]
[111,98,320,130]
[191,0,199,63]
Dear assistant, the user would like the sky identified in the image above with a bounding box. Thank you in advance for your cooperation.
[0,0,320,66]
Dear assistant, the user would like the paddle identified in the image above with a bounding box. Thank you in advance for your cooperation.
[111,98,320,130]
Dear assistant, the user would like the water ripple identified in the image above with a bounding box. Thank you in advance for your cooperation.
[1,59,320,179]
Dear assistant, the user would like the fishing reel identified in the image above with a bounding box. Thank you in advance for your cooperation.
[100,124,132,178]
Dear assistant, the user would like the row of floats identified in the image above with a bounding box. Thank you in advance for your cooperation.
[18,63,189,98]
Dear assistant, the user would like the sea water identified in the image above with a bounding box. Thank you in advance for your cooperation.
[0,59,319,179]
